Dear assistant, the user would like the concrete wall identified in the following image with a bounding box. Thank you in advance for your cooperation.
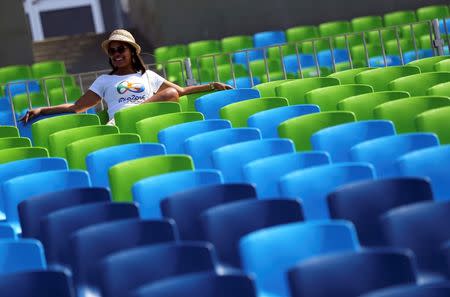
[0,0,34,67]
[129,0,449,47]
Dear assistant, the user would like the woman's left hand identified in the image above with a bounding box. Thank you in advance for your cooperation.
[212,82,233,90]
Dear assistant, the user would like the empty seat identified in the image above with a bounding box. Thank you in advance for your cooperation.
[248,104,320,138]
[130,272,256,297]
[359,283,450,297]
[427,82,450,97]
[109,155,194,202]
[0,147,48,164]
[201,199,303,268]
[244,152,330,198]
[195,89,260,119]
[288,249,417,297]
[32,60,66,78]
[18,188,111,239]
[0,271,74,297]
[253,30,286,47]
[279,163,375,219]
[381,200,450,279]
[0,137,31,149]
[396,145,450,200]
[240,221,360,297]
[114,102,181,134]
[158,119,231,153]
[161,183,256,240]
[253,80,291,97]
[275,77,340,105]
[86,143,165,188]
[327,67,372,85]
[67,133,141,169]
[133,170,223,219]
[0,239,46,275]
[178,91,213,111]
[41,202,139,268]
[286,25,319,42]
[311,120,395,162]
[0,126,19,138]
[221,35,253,52]
[3,170,91,233]
[328,178,433,246]
[351,15,383,31]
[389,72,450,96]
[384,10,417,26]
[185,128,261,169]
[278,111,356,151]
[374,96,450,133]
[337,91,410,120]
[415,106,450,144]
[71,219,177,294]
[351,133,439,178]
[0,223,15,239]
[355,66,421,92]
[212,139,295,182]
[99,242,217,297]
[407,56,450,73]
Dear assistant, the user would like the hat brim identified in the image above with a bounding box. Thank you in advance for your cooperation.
[101,37,141,55]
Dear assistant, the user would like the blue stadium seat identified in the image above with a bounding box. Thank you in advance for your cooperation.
[247,104,320,138]
[279,163,375,219]
[18,187,111,239]
[381,200,450,281]
[253,31,286,47]
[195,89,260,119]
[226,76,261,88]
[212,138,295,182]
[158,119,231,154]
[369,55,402,67]
[283,54,316,73]
[3,170,91,233]
[396,145,450,200]
[0,223,15,239]
[0,157,67,220]
[99,242,218,297]
[5,80,40,98]
[350,133,439,178]
[0,239,46,275]
[130,272,257,297]
[0,271,74,297]
[185,128,261,168]
[328,178,433,246]
[403,49,434,64]
[359,283,450,297]
[161,183,257,240]
[233,49,265,65]
[311,120,396,162]
[288,249,417,297]
[71,219,178,296]
[201,199,303,269]
[40,202,139,268]
[244,152,331,198]
[240,221,360,297]
[86,143,166,188]
[133,170,223,219]
[318,49,350,67]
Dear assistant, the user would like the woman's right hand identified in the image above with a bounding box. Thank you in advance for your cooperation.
[20,108,42,124]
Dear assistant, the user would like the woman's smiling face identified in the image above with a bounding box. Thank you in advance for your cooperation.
[108,41,132,69]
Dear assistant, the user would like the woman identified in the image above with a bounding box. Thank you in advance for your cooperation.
[21,29,232,124]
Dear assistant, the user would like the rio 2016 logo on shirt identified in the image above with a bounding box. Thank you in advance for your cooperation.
[117,80,145,94]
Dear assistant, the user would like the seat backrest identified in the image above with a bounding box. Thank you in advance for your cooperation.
[328,178,433,246]
[415,106,450,144]
[305,84,373,111]
[18,187,111,239]
[0,126,19,138]
[319,20,352,36]
[240,221,360,297]
[244,152,330,198]
[358,281,450,297]
[279,163,375,219]
[275,77,340,105]
[0,239,46,275]
[99,242,217,297]
[86,143,166,188]
[327,67,372,85]
[253,80,291,97]
[355,66,421,92]
[212,139,295,182]
[388,72,450,96]
[0,137,31,150]
[161,183,256,240]
[407,56,450,73]
[0,147,49,164]
[133,170,223,219]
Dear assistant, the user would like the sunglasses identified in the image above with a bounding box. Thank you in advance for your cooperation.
[108,45,128,56]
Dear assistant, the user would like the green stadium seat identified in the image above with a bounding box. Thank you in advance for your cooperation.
[267,44,298,59]
[407,56,450,73]
[401,23,430,39]
[388,72,450,96]
[416,5,450,21]
[249,59,282,78]
[42,75,76,93]
[109,155,194,202]
[0,65,32,84]
[351,16,383,32]
[12,92,47,114]
[215,64,248,83]
[319,21,352,36]
[179,91,215,111]
[260,71,297,82]
[416,106,450,144]
[136,112,204,142]
[278,111,356,151]
[31,113,100,148]
[374,96,450,133]
[337,91,410,120]
[48,86,82,106]
[253,79,292,97]
[114,102,181,133]
[0,147,48,164]
[0,126,19,138]
[48,125,119,158]
[66,133,141,169]
[221,35,253,52]
[334,34,365,48]
[305,84,373,111]
[427,82,450,96]
[384,10,417,26]
[301,39,330,54]
[434,59,450,71]
[385,39,415,55]
[367,28,397,44]
[328,67,372,84]
[351,44,383,62]
[286,26,319,42]
[0,137,31,150]
[188,40,221,58]
[275,77,340,105]
[155,45,188,63]
[32,60,66,78]
[220,97,289,127]
[355,66,421,91]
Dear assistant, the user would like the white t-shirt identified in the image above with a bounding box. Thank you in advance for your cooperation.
[89,70,166,120]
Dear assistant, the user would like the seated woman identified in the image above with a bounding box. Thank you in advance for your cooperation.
[21,29,231,124]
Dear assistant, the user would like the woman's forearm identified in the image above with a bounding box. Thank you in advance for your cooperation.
[179,83,214,96]
[40,104,77,115]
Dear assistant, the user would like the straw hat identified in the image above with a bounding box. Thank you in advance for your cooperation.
[101,29,141,55]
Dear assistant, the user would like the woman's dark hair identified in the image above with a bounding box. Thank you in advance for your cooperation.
[108,43,146,75]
